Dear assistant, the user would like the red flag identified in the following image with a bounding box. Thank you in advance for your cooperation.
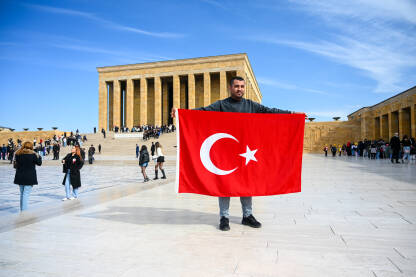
[175,109,305,197]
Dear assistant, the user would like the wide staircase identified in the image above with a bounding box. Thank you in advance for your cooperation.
[48,131,177,166]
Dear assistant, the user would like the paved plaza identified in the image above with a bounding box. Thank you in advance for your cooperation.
[0,154,415,277]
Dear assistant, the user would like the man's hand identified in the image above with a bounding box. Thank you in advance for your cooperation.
[171,107,177,118]
[293,112,308,119]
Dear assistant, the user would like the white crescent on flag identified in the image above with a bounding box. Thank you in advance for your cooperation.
[199,133,239,176]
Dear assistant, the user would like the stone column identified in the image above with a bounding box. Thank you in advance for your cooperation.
[379,113,383,139]
[180,79,187,109]
[140,78,147,125]
[154,77,162,127]
[204,72,211,106]
[398,109,404,138]
[125,79,134,129]
[237,69,247,98]
[98,79,107,131]
[388,112,392,139]
[220,71,228,100]
[411,105,416,138]
[173,75,180,109]
[162,81,168,125]
[113,80,121,129]
[188,74,195,109]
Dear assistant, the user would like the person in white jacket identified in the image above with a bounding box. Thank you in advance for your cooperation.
[153,142,166,180]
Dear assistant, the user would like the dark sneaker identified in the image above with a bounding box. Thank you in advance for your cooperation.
[242,215,262,228]
[219,216,230,231]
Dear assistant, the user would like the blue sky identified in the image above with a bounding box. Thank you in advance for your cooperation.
[1,0,415,133]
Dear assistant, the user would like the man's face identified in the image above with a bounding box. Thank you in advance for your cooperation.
[229,80,245,100]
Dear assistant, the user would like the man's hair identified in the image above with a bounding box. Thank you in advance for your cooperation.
[229,76,245,87]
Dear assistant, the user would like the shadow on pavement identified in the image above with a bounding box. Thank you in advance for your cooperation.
[78,206,241,229]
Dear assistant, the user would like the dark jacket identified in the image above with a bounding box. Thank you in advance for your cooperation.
[390,136,401,150]
[14,149,42,185]
[62,154,84,188]
[196,97,292,114]
[139,149,150,166]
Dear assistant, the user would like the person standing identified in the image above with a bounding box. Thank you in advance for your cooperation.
[61,145,84,200]
[98,144,102,154]
[150,142,155,157]
[139,145,150,182]
[402,135,411,163]
[136,144,140,159]
[153,142,166,180]
[171,76,303,231]
[88,144,95,164]
[1,144,6,160]
[390,133,401,164]
[52,143,60,160]
[13,141,42,211]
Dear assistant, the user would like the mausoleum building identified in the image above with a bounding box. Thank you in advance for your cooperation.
[97,53,261,130]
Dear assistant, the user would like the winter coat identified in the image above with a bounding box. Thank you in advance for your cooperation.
[390,136,401,150]
[139,149,150,166]
[14,149,42,185]
[62,153,84,188]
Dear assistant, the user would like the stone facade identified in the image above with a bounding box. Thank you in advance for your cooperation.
[97,53,262,130]
[304,86,416,152]
[0,131,64,146]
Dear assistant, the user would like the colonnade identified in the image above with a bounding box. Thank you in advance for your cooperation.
[99,70,258,130]
[373,105,416,140]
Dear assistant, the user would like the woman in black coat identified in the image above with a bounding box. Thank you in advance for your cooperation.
[139,145,150,182]
[14,141,42,211]
[61,145,84,200]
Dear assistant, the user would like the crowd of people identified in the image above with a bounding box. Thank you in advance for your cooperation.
[104,124,176,140]
[7,126,172,212]
[324,133,416,163]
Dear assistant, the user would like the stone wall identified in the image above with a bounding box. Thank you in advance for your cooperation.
[0,131,65,146]
[303,121,361,153]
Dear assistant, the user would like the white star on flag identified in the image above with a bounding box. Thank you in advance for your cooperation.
[239,146,258,165]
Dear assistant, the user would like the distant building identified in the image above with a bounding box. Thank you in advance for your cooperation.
[348,85,416,141]
[304,86,415,152]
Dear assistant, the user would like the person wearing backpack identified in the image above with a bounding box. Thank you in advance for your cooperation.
[139,145,150,182]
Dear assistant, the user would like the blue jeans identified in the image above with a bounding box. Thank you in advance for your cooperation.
[219,197,252,218]
[65,170,79,198]
[19,185,33,211]
[403,146,411,161]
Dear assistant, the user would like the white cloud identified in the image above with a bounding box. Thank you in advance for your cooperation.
[253,0,416,93]
[290,0,416,24]
[258,77,331,95]
[25,4,185,39]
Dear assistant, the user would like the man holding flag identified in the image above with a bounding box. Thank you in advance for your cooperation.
[172,76,305,231]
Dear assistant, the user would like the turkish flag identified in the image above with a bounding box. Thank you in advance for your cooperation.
[175,109,305,197]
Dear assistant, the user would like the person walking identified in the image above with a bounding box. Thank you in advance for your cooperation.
[171,76,303,231]
[153,142,166,180]
[13,141,42,211]
[61,145,84,200]
[98,144,101,154]
[390,133,401,164]
[139,145,150,182]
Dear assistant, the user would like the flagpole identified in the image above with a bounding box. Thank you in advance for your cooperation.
[175,109,180,193]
